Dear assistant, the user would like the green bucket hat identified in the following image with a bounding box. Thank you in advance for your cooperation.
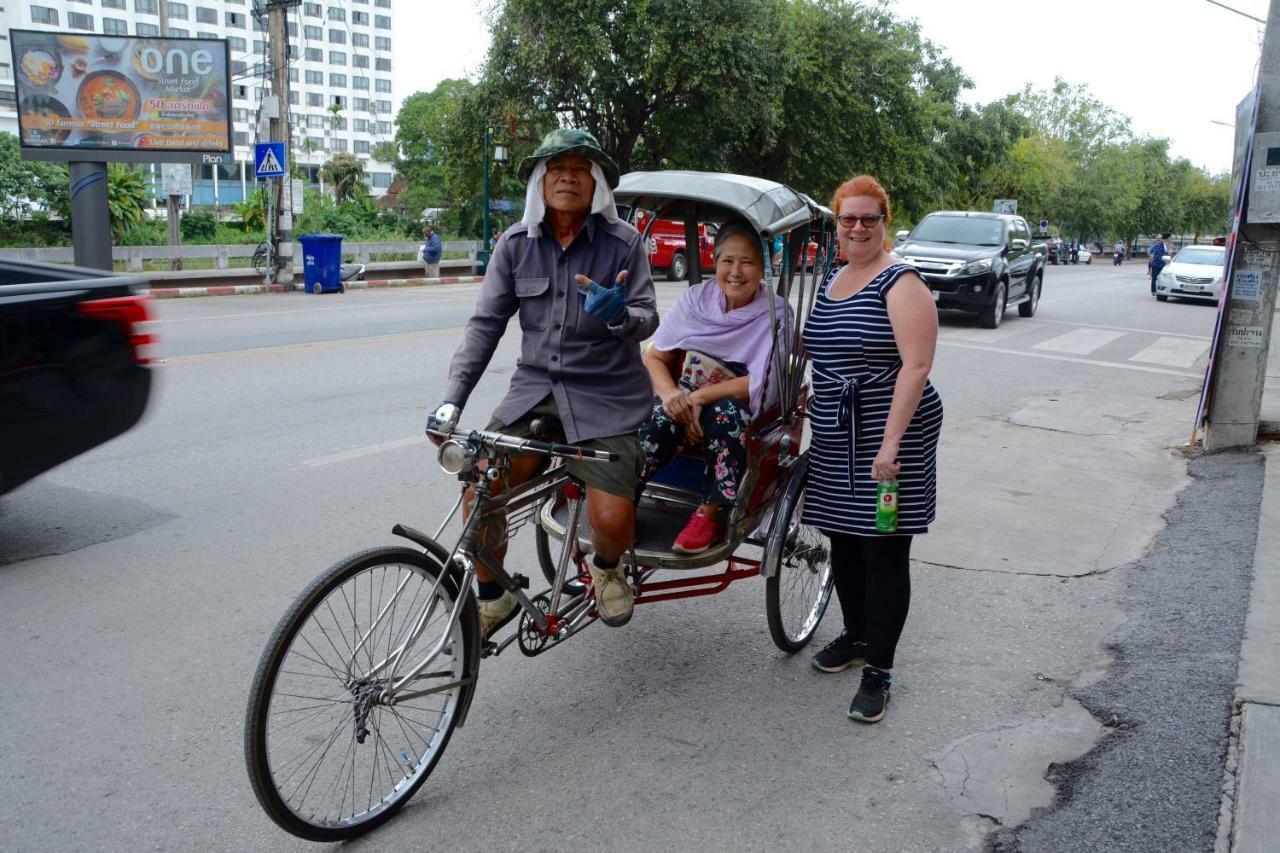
[517,128,621,189]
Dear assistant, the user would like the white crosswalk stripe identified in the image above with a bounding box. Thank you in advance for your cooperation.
[944,324,1037,344]
[1129,336,1211,369]
[1031,328,1127,355]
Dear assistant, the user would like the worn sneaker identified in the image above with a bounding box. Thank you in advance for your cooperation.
[672,507,722,554]
[847,666,892,723]
[811,631,868,673]
[477,590,519,639]
[588,563,634,626]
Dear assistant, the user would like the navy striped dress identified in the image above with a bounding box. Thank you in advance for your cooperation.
[801,262,943,535]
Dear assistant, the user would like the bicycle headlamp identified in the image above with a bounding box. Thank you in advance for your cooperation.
[437,439,471,474]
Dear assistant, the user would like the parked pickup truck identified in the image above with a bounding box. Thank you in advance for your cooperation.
[0,260,154,495]
[896,211,1045,328]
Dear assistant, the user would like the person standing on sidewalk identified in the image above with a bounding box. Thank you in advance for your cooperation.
[1148,232,1172,295]
[426,129,658,636]
[802,174,944,724]
[421,223,442,279]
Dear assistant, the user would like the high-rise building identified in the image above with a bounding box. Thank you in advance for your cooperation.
[0,0,397,204]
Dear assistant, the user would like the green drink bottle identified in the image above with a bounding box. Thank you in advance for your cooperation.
[875,478,899,533]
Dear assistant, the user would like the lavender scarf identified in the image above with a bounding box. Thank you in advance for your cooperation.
[651,279,789,415]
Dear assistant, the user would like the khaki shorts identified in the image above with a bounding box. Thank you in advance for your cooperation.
[487,396,642,500]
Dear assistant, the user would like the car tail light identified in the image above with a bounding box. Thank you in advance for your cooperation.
[78,295,156,364]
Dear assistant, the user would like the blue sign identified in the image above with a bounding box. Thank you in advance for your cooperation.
[254,142,286,178]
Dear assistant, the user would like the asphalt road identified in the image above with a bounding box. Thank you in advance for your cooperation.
[0,260,1246,852]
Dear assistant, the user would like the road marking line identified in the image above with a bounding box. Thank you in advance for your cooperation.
[1032,328,1126,355]
[303,436,423,468]
[943,325,1036,343]
[157,294,479,324]
[159,327,465,365]
[1039,282,1135,304]
[939,340,1200,377]
[1130,336,1210,369]
[1033,319,1210,341]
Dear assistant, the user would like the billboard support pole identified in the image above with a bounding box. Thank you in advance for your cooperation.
[268,1,294,288]
[159,4,183,271]
[69,162,112,271]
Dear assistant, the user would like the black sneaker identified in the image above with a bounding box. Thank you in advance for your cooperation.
[811,631,867,673]
[848,666,891,723]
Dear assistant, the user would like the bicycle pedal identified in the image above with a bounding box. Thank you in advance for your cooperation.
[511,573,530,590]
[480,641,498,658]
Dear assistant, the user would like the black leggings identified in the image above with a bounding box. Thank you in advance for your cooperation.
[828,532,912,670]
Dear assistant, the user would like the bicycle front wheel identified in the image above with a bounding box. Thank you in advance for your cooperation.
[244,546,477,841]
[251,241,270,277]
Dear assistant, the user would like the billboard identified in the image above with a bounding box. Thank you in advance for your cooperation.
[10,30,232,164]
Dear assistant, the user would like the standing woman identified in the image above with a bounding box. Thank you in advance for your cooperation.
[802,175,943,723]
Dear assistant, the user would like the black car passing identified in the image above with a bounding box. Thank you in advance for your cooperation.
[896,211,1045,328]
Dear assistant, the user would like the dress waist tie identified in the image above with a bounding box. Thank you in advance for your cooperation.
[811,361,902,489]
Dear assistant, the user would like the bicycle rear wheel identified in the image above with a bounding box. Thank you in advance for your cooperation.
[244,546,477,841]
[764,456,834,652]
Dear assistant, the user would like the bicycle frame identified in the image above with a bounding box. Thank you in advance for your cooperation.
[356,429,612,701]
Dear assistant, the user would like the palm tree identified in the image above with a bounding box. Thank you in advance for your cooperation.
[105,164,148,240]
[318,153,366,205]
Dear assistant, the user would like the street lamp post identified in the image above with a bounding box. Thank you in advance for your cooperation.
[480,126,509,273]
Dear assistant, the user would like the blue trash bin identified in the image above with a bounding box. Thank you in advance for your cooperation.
[299,233,344,294]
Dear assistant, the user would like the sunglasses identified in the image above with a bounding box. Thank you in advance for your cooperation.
[836,214,886,228]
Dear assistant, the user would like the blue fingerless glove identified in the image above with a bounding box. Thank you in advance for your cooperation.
[583,280,629,326]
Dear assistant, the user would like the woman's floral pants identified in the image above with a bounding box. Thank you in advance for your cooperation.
[638,395,751,505]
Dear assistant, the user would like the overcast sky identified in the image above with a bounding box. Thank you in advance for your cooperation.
[395,0,1269,176]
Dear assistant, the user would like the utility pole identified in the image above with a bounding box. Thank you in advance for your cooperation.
[265,1,298,287]
[1206,0,1280,449]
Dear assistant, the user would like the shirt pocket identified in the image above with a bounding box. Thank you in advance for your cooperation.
[514,277,551,331]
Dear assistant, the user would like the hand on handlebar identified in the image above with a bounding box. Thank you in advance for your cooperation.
[425,401,461,446]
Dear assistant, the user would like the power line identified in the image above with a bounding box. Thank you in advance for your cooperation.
[1204,0,1267,24]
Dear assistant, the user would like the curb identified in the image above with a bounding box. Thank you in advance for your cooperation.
[145,275,483,299]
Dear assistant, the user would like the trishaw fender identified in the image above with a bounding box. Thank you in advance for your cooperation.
[760,451,809,578]
[390,526,482,727]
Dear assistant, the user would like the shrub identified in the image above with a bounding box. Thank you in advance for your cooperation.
[181,206,219,241]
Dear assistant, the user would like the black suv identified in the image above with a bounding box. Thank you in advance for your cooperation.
[896,211,1045,328]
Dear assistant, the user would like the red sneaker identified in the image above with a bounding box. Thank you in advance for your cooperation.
[672,508,722,554]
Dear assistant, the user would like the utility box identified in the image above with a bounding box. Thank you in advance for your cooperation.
[1248,131,1280,224]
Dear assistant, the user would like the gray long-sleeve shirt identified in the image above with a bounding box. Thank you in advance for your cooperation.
[444,214,659,443]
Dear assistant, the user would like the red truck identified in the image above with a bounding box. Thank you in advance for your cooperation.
[637,215,716,281]
[637,214,827,280]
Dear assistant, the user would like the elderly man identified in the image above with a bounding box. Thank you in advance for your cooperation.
[427,129,658,636]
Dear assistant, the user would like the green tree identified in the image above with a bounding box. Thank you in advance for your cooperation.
[0,132,69,219]
[105,164,148,240]
[319,152,367,204]
[935,100,1030,210]
[1179,166,1230,240]
[1007,78,1132,161]
[234,186,266,233]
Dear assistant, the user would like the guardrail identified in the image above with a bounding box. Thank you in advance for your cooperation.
[0,240,481,273]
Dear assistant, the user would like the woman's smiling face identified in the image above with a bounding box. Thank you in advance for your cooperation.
[714,232,762,310]
[837,195,887,264]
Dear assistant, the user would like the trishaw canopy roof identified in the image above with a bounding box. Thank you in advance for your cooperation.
[615,171,821,238]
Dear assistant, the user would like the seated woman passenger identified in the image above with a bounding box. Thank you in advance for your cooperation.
[638,219,785,554]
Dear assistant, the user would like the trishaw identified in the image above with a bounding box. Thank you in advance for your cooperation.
[244,172,838,841]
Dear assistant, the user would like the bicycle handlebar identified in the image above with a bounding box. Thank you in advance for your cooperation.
[427,427,619,463]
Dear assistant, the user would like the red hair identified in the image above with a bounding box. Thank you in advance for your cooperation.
[830,175,893,251]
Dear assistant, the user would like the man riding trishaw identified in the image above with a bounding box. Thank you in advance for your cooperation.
[427,129,658,635]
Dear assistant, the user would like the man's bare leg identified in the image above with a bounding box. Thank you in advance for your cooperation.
[466,454,543,637]
[585,486,637,625]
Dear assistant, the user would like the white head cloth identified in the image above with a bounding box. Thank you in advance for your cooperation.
[521,161,619,238]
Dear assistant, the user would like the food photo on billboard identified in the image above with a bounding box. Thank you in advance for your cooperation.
[9,30,231,163]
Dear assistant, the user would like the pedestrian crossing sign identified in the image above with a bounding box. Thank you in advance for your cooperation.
[254,142,286,178]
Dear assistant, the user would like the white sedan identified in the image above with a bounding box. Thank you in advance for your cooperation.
[1155,245,1226,303]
